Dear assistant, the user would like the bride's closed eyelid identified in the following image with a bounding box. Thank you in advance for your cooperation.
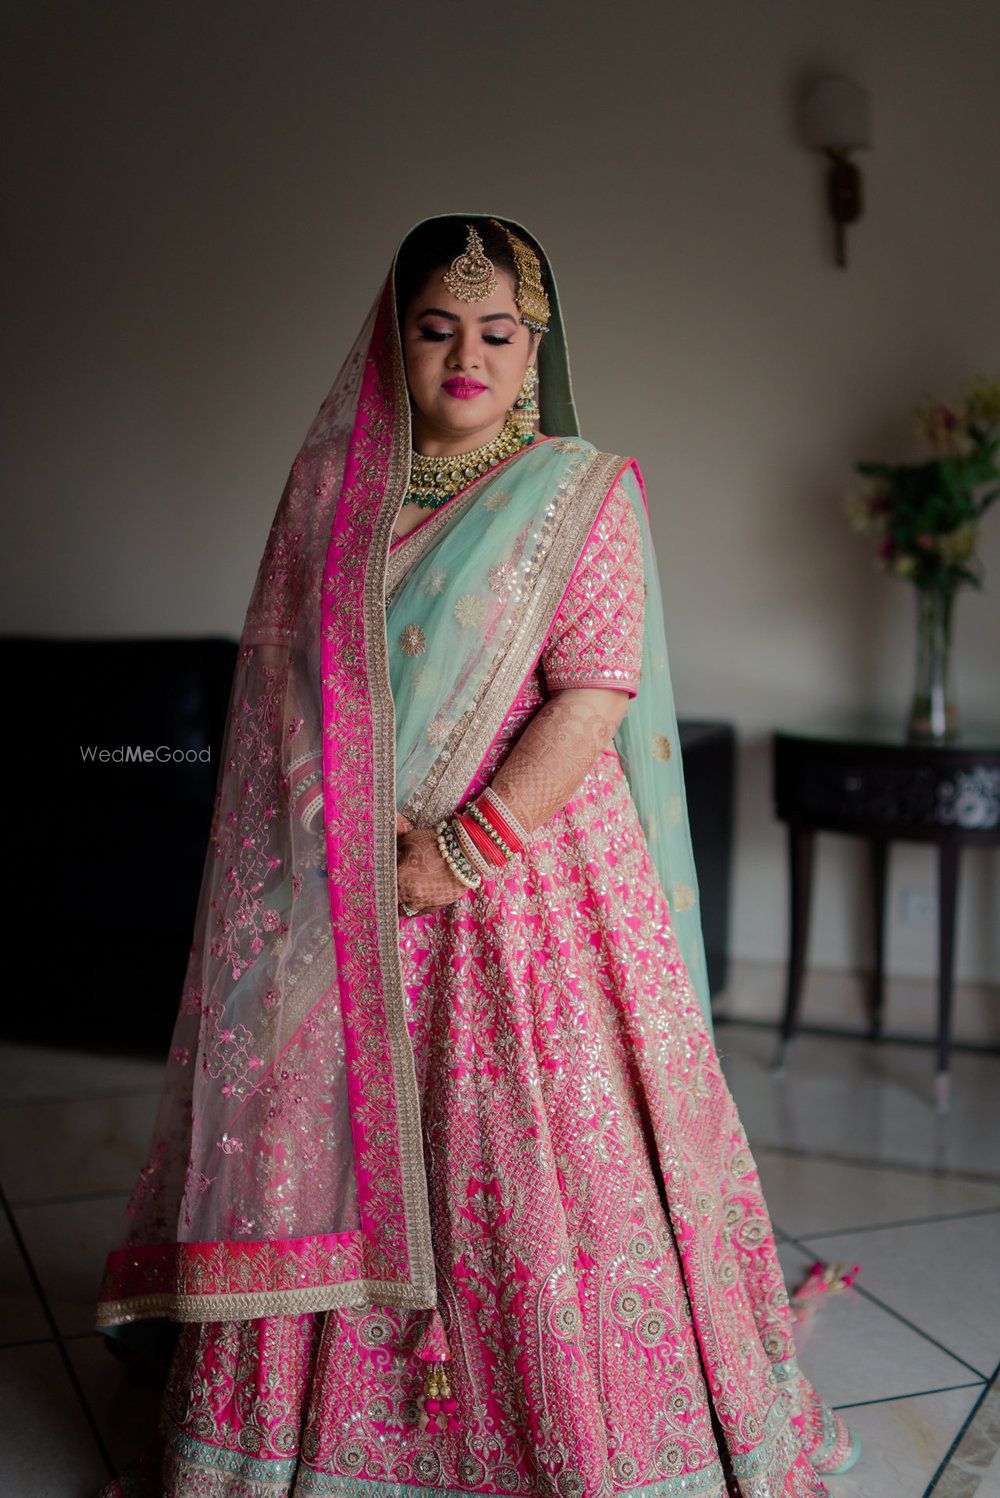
[416,328,513,346]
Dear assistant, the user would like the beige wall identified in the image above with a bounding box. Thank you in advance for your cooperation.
[4,0,998,1005]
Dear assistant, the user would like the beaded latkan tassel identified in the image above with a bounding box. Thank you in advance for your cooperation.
[414,1307,461,1434]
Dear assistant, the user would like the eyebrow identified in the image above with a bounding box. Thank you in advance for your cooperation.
[415,306,518,325]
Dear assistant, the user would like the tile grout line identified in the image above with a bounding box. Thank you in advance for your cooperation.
[714,1014,1000,1056]
[779,1232,992,1381]
[834,1285,988,1382]
[0,1178,115,1480]
[751,1140,1000,1186]
[0,1329,112,1352]
[9,1188,133,1210]
[923,1367,998,1496]
[780,1205,1000,1242]
[831,1379,986,1412]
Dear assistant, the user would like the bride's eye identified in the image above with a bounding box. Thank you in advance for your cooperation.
[484,335,514,346]
[418,328,450,342]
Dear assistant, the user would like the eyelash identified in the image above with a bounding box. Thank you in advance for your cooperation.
[418,329,513,346]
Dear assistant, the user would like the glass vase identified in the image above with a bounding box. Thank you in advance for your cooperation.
[907,581,959,741]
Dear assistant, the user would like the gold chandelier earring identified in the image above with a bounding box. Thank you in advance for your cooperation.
[510,364,539,439]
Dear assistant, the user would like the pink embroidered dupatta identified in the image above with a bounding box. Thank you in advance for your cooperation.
[96,214,594,1329]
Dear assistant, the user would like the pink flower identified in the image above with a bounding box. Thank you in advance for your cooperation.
[914,398,969,455]
[916,532,935,550]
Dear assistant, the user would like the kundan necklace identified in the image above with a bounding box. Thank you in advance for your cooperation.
[404,410,537,511]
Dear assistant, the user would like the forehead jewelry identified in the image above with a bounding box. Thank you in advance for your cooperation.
[490,220,551,334]
[442,224,498,303]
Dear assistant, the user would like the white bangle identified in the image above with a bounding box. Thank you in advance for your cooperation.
[434,820,482,890]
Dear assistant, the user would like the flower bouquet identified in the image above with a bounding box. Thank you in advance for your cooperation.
[845,377,1000,739]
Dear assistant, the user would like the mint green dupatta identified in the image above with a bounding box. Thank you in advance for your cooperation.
[385,436,714,1038]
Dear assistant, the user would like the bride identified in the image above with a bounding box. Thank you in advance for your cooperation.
[95,213,859,1496]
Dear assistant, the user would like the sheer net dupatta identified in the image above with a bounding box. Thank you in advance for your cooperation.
[96,272,439,1327]
[613,460,714,1037]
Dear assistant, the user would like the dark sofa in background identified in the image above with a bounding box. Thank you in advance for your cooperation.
[6,638,735,1054]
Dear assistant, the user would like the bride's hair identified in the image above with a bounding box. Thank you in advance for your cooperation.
[394,216,547,338]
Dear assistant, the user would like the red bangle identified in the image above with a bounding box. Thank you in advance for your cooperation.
[456,811,507,868]
[473,795,524,854]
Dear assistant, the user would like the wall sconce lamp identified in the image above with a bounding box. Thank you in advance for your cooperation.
[802,76,872,268]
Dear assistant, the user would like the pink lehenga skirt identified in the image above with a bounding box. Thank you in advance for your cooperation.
[104,747,857,1498]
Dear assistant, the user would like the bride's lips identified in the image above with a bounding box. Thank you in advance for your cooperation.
[442,379,487,399]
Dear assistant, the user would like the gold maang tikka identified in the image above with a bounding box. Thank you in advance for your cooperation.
[441,225,498,303]
[441,222,551,335]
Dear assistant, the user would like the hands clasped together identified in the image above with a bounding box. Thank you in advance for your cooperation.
[395,687,629,920]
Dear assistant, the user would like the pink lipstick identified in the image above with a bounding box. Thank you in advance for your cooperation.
[442,379,486,399]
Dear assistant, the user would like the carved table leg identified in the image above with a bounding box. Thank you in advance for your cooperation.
[869,837,889,1040]
[774,824,814,1074]
[935,841,961,1114]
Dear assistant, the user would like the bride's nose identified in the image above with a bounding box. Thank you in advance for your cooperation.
[446,328,481,369]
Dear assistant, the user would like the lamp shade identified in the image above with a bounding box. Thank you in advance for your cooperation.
[802,77,872,152]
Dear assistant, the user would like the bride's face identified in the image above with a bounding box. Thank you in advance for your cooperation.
[402,267,538,448]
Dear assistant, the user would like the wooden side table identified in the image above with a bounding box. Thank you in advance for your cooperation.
[771,717,1000,1111]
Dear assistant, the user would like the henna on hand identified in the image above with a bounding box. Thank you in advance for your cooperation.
[489,687,630,834]
[396,827,467,913]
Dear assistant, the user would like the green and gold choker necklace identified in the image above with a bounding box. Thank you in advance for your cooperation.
[405,411,537,511]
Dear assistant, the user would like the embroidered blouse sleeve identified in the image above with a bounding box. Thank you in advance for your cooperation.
[540,477,645,696]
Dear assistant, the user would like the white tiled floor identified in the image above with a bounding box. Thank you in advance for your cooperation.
[1,1023,998,1497]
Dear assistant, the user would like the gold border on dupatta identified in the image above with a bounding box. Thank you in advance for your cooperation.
[359,320,438,1308]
